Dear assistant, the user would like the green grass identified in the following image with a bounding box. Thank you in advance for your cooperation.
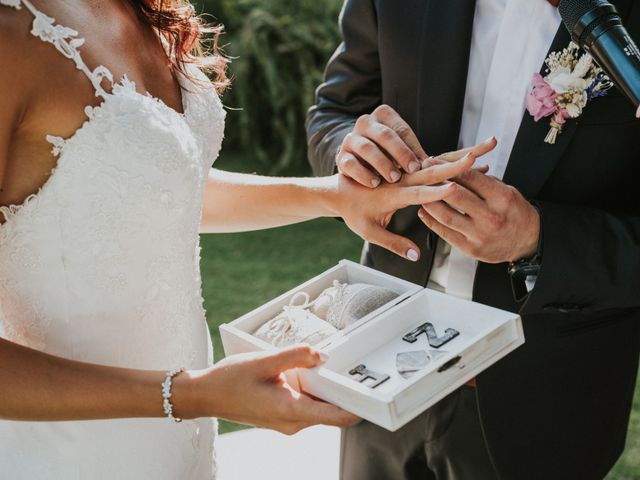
[201,152,639,477]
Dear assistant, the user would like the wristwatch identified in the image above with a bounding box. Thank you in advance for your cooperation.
[508,253,542,282]
[508,203,543,299]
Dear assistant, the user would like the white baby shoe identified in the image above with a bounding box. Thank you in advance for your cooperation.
[254,292,338,347]
[311,281,399,330]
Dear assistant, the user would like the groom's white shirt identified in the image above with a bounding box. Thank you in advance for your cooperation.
[428,0,562,299]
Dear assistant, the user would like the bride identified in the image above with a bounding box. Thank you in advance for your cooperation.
[0,0,494,478]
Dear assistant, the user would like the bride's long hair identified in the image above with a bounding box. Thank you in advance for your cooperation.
[127,0,229,93]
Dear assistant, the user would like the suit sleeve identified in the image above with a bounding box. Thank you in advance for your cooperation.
[520,201,640,315]
[306,0,382,177]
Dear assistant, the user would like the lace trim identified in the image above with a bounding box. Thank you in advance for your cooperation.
[3,0,114,98]
[0,0,21,9]
[0,194,38,223]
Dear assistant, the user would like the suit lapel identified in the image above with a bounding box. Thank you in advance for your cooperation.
[503,0,633,198]
[416,0,477,155]
[502,26,573,198]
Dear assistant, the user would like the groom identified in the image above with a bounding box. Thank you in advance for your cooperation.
[307,1,640,479]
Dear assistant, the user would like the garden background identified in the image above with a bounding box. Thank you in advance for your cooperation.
[192,1,640,478]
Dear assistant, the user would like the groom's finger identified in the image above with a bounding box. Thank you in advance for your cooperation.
[336,152,381,188]
[418,208,469,250]
[371,105,428,163]
[341,134,400,184]
[422,201,472,234]
[440,183,487,219]
[357,120,422,174]
[454,168,506,201]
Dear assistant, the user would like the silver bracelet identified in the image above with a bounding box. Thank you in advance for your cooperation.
[161,368,185,423]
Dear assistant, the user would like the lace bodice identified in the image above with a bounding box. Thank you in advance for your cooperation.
[0,0,226,369]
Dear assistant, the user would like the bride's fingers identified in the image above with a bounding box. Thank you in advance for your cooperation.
[260,345,327,377]
[366,225,421,262]
[294,394,359,429]
[396,182,458,208]
[404,153,476,187]
[421,137,498,168]
[469,136,497,159]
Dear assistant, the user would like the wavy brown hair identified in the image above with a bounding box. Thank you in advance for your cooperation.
[126,0,229,93]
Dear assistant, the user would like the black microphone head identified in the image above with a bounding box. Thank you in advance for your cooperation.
[559,0,612,33]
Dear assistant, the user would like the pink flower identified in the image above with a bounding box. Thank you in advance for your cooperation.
[526,73,558,122]
[553,108,571,126]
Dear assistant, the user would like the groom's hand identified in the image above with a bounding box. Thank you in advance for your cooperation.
[337,105,428,188]
[418,169,540,264]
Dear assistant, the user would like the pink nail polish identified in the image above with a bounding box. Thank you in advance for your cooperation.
[407,249,419,262]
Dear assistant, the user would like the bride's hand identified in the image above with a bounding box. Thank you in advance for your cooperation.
[181,346,358,435]
[336,138,496,262]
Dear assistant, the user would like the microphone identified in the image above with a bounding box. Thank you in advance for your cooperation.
[559,0,640,117]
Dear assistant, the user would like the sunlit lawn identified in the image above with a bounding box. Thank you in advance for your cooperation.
[200,153,639,478]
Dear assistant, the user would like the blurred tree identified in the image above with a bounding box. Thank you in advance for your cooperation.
[193,0,343,174]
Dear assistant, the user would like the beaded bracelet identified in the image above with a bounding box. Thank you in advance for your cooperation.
[162,368,185,423]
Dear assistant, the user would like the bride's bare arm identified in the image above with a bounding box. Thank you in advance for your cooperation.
[0,337,165,421]
[0,337,355,433]
[199,139,497,261]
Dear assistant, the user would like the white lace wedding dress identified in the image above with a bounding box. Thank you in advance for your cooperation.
[0,1,226,478]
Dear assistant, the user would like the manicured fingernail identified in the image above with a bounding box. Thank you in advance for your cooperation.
[319,352,329,362]
[371,177,381,188]
[485,136,495,144]
[408,161,420,173]
[390,170,401,183]
[407,249,419,262]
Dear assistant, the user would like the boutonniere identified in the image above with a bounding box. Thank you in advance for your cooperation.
[526,42,612,144]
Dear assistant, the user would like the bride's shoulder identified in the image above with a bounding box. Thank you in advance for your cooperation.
[0,4,34,52]
[0,8,37,120]
[0,0,29,29]
[0,7,41,80]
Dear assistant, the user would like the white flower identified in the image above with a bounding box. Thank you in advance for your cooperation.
[565,103,583,118]
[572,53,594,78]
[546,70,589,94]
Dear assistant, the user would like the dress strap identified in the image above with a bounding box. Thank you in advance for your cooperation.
[1,0,114,99]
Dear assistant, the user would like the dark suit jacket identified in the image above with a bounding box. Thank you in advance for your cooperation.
[306,1,640,479]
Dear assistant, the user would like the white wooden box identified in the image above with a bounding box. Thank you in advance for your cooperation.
[220,260,524,431]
